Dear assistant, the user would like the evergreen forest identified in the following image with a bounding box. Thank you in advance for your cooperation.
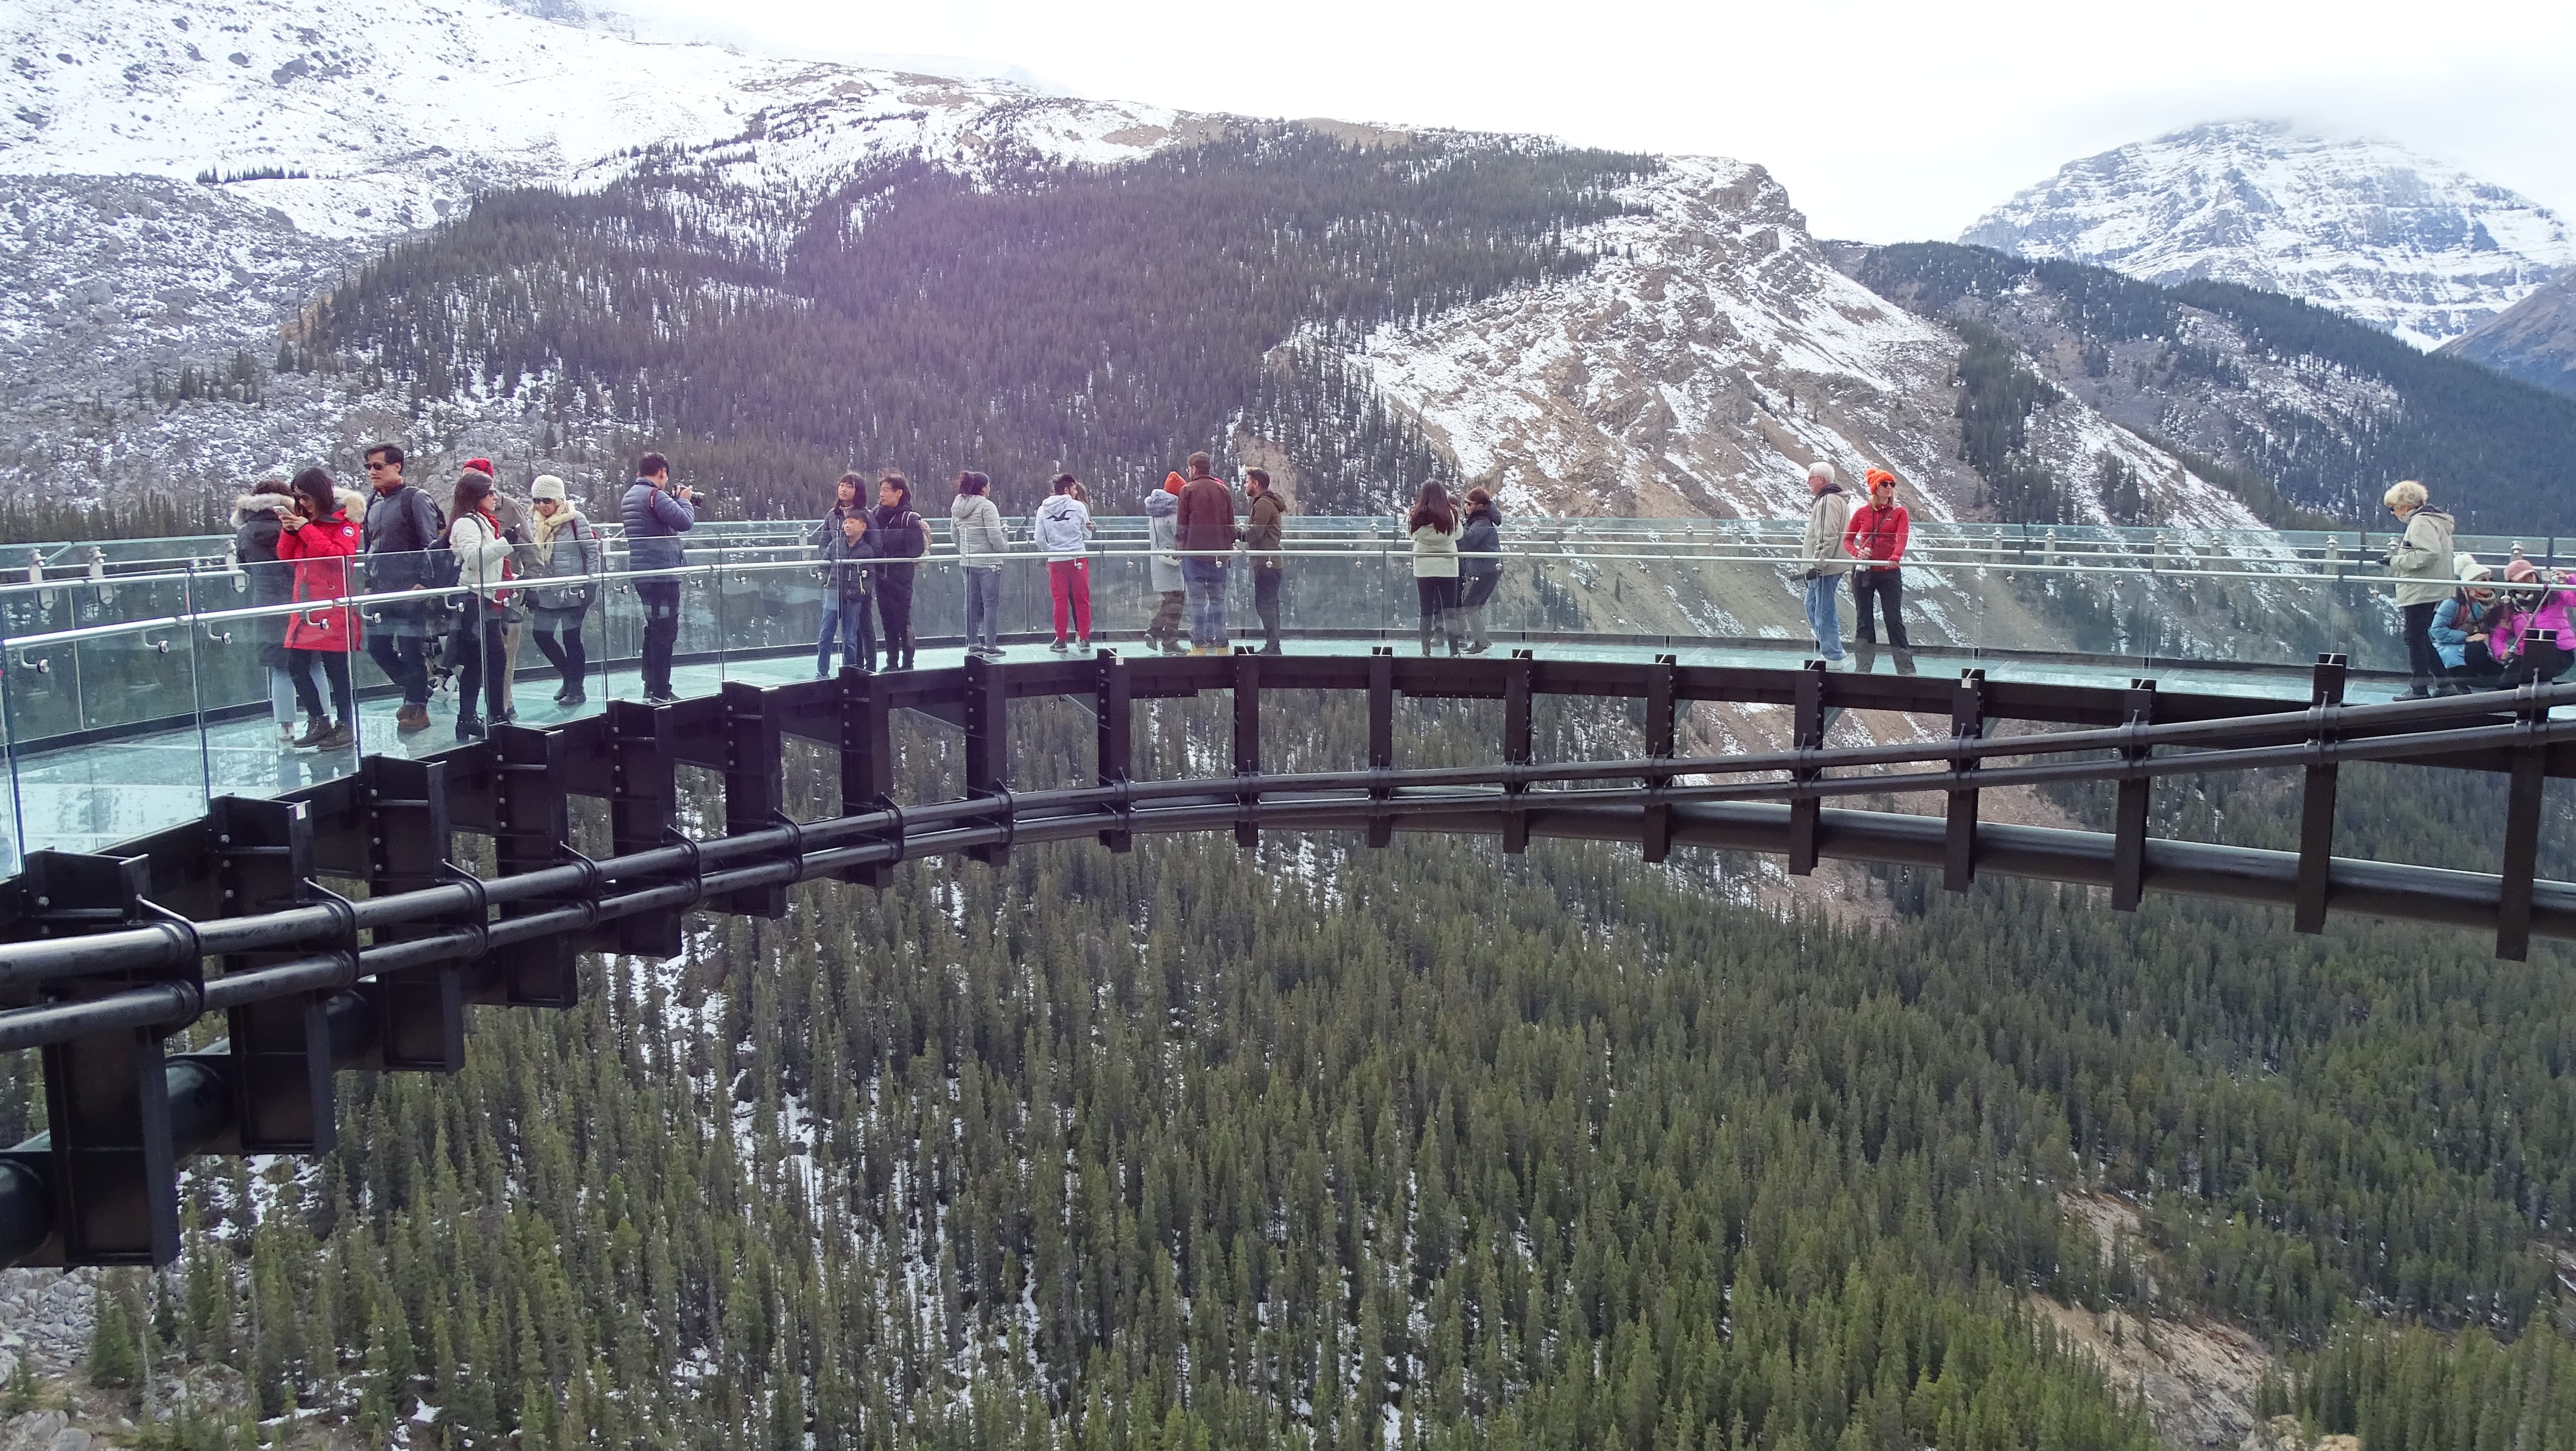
[9,692,2574,1449]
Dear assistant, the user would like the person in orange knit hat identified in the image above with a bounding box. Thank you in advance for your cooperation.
[1141,471,1188,653]
[1842,468,1911,650]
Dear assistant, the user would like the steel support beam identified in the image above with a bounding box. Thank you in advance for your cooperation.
[1097,651,1133,854]
[1641,653,1676,865]
[359,756,462,1071]
[2294,655,2347,934]
[2110,680,2157,912]
[1233,647,1261,850]
[1944,670,1986,892]
[207,797,334,1152]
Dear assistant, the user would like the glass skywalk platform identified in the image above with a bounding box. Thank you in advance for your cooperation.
[1,515,2559,872]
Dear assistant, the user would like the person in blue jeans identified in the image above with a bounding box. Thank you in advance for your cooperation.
[1797,461,1854,665]
[809,472,864,676]
[950,471,1008,659]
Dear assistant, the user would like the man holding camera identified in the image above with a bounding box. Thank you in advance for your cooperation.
[621,452,697,704]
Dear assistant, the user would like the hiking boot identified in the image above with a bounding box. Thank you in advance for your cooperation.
[395,702,431,733]
[315,719,355,750]
[292,716,333,749]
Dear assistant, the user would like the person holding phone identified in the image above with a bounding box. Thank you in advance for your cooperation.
[621,451,697,704]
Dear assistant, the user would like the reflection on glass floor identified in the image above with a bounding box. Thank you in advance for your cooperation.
[0,632,2463,869]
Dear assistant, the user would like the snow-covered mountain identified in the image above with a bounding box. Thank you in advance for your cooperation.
[0,0,1200,499]
[1351,159,2258,534]
[0,0,2288,562]
[1961,120,2574,351]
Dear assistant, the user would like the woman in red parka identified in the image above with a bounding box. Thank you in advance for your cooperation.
[273,466,367,750]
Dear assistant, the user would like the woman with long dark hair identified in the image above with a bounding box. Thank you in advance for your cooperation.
[1407,482,1463,656]
[272,468,365,749]
[444,467,515,740]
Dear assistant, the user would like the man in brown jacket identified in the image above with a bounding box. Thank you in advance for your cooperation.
[1175,452,1236,653]
[1244,468,1288,654]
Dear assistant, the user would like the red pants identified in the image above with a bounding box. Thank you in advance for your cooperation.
[1048,559,1092,642]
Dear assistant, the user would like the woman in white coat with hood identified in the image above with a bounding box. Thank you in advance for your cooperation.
[444,467,517,740]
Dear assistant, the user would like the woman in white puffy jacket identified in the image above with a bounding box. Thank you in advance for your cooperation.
[443,468,517,741]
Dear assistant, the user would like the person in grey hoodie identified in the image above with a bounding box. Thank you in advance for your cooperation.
[1142,473,1186,653]
[950,472,1008,659]
[1798,462,1856,666]
[2383,479,2457,699]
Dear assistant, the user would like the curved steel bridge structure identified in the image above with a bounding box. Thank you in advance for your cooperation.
[0,635,2572,1270]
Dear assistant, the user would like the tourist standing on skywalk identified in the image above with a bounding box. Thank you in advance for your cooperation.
[358,443,445,732]
[1457,487,1503,655]
[1176,453,1236,653]
[1036,473,1096,652]
[872,474,930,671]
[809,473,865,677]
[443,467,516,742]
[523,476,600,708]
[2382,479,2456,700]
[1843,468,1911,650]
[951,472,1008,660]
[1244,468,1288,655]
[1142,473,1187,653]
[1799,462,1855,666]
[274,468,365,751]
[233,478,301,748]
[822,508,879,672]
[1408,482,1465,656]
[622,452,696,704]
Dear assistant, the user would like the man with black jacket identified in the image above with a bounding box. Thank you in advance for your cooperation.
[358,442,446,732]
[870,473,931,670]
[622,452,697,703]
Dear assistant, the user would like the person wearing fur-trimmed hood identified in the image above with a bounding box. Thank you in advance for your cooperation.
[234,479,302,745]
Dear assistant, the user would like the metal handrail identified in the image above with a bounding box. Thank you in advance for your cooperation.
[0,545,2559,656]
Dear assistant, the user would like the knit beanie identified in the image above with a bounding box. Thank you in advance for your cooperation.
[2504,558,2540,585]
[463,457,495,479]
[1164,471,1185,496]
[1863,468,1897,491]
[530,475,567,503]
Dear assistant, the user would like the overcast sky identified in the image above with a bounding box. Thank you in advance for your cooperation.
[619,0,2576,243]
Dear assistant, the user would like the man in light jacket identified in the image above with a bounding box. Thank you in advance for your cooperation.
[2383,479,2457,699]
[1798,462,1855,666]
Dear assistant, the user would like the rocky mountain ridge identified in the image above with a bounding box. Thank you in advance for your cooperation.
[1963,120,2573,351]
[2442,268,2576,399]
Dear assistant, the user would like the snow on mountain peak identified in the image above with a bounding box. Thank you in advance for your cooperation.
[0,0,1184,242]
[1960,119,2574,351]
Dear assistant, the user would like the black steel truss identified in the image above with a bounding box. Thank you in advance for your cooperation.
[1,648,2571,1268]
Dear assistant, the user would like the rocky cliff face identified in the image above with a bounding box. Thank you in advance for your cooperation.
[1962,121,2573,350]
[2443,269,2576,398]
[1351,158,2264,534]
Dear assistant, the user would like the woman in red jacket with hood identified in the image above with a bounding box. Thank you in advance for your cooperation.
[1842,468,1911,649]
[273,466,366,749]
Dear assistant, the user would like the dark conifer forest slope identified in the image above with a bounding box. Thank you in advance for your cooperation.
[304,128,1653,517]
[11,695,2575,1449]
[1850,243,2576,534]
